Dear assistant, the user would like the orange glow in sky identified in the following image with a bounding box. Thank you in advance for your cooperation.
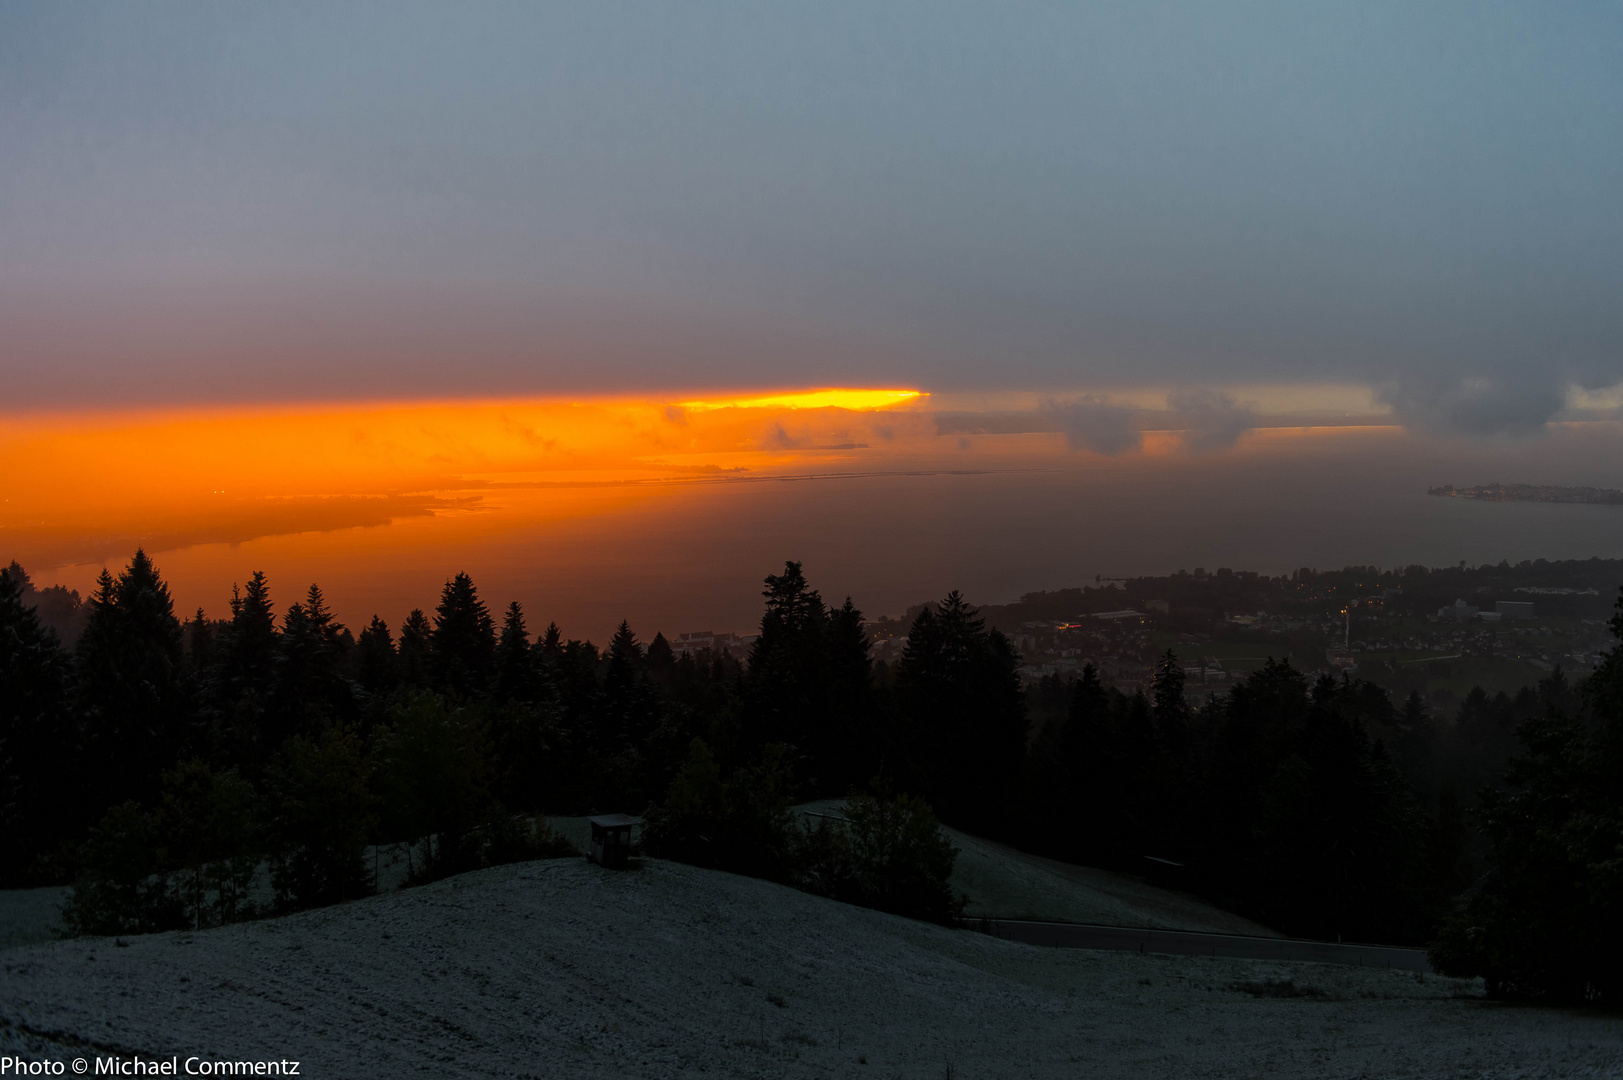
[9,387,1618,642]
[676,389,925,412]
[0,389,932,572]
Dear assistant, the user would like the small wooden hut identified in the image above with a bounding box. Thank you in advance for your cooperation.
[587,813,640,869]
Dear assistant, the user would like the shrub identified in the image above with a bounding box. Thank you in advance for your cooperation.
[642,739,795,880]
[369,692,493,882]
[270,723,377,911]
[793,792,965,924]
[157,759,262,929]
[61,802,184,937]
[479,813,579,866]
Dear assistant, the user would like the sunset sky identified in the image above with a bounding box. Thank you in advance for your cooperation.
[4,2,1622,637]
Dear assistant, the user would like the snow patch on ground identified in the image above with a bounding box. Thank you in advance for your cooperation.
[3,858,1618,1079]
[0,889,66,951]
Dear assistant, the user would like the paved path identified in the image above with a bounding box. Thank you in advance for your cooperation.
[967,918,1433,972]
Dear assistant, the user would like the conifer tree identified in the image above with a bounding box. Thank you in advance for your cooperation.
[74,550,187,811]
[1431,586,1623,1001]
[494,601,533,702]
[397,609,432,687]
[895,590,1026,833]
[0,562,73,883]
[1151,649,1189,749]
[1045,663,1117,863]
[598,621,663,802]
[429,572,494,698]
[354,616,398,695]
[201,572,281,765]
[185,607,216,676]
[276,583,352,737]
[744,562,877,793]
[224,573,278,693]
[646,631,675,683]
[814,597,876,796]
[748,566,827,753]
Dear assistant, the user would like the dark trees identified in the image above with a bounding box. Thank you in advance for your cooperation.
[206,572,280,766]
[430,573,495,698]
[354,616,398,695]
[793,791,964,925]
[893,590,1026,834]
[494,601,535,704]
[20,549,1559,949]
[270,723,376,910]
[397,608,432,688]
[1191,663,1424,941]
[0,562,73,883]
[743,562,877,796]
[74,550,187,813]
[1431,588,1623,1002]
[276,583,355,735]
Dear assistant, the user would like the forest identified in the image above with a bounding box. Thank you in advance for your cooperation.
[1,552,1619,1003]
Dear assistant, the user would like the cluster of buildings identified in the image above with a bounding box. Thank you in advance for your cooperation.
[1434,600,1535,623]
[666,630,757,659]
[1012,614,1155,685]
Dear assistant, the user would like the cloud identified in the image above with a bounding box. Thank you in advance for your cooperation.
[1042,395,1142,455]
[1165,389,1256,451]
[763,422,807,450]
[1376,375,1566,437]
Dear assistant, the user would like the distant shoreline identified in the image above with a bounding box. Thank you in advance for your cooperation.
[1429,483,1623,505]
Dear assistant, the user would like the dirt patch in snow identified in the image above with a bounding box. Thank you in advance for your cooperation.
[2,858,1617,1079]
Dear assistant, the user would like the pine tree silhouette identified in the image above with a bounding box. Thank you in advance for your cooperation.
[277,583,352,736]
[74,550,186,811]
[398,609,432,687]
[0,562,73,884]
[494,601,534,703]
[354,616,397,695]
[895,589,1025,832]
[430,573,495,698]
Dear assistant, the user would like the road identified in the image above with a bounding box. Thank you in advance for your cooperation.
[966,918,1432,972]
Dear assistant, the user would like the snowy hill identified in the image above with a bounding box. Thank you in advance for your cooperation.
[4,857,1619,1078]
[791,801,1277,934]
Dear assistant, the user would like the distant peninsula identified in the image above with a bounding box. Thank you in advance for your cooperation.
[1429,482,1623,505]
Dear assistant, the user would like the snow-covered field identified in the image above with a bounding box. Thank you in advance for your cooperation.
[0,888,65,951]
[4,857,1618,1079]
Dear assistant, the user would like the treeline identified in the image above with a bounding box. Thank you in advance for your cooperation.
[1,554,1619,1000]
[0,556,983,930]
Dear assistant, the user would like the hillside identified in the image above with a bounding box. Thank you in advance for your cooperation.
[4,858,1618,1079]
[790,801,1277,934]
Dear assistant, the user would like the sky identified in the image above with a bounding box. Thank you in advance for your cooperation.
[4,3,1623,636]
[4,1,1620,419]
